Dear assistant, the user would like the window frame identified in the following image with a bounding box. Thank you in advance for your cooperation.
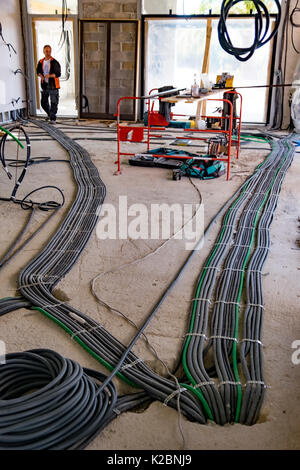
[141,13,278,124]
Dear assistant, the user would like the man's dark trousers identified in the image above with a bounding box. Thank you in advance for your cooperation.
[41,89,59,120]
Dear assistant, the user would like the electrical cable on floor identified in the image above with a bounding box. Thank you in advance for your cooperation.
[91,175,202,310]
[0,125,66,208]
[18,120,207,425]
[0,349,149,450]
[0,119,296,450]
[90,175,203,449]
[7,157,70,167]
[0,297,31,317]
[0,125,65,269]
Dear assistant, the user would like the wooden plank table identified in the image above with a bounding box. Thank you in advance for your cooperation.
[160,88,233,120]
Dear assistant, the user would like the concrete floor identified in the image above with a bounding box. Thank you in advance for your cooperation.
[0,121,299,450]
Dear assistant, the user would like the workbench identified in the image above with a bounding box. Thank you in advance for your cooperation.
[115,89,242,180]
[160,87,233,118]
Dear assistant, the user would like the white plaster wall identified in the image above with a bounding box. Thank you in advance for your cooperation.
[0,0,26,113]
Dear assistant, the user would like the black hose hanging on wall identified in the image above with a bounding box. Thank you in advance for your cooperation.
[218,0,282,62]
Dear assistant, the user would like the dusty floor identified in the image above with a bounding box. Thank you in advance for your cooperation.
[0,120,299,450]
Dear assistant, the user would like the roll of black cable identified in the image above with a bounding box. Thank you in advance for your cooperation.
[0,349,119,450]
[218,0,281,62]
[290,0,300,53]
[0,125,31,199]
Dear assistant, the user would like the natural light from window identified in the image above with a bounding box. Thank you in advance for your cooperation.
[142,0,281,15]
[27,0,78,15]
[145,18,273,122]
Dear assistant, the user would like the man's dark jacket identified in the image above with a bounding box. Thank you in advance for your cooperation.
[36,57,61,90]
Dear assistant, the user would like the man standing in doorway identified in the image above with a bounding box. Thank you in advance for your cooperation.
[36,45,61,124]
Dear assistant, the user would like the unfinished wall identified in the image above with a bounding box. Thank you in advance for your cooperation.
[80,1,138,117]
[80,0,300,127]
[82,20,137,116]
[0,0,26,120]
[82,22,108,114]
[80,0,138,19]
[109,21,137,115]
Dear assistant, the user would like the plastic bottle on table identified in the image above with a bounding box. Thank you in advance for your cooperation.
[191,74,199,97]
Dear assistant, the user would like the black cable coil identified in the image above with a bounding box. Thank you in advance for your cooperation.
[218,0,281,62]
[0,349,120,450]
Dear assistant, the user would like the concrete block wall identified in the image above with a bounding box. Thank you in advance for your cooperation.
[81,1,138,116]
[83,22,107,113]
[80,0,138,20]
[110,21,136,114]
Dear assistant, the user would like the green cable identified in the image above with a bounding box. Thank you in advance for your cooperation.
[181,180,251,422]
[240,133,269,142]
[0,125,24,149]
[32,306,138,389]
[181,142,276,422]
[232,136,269,144]
[233,197,268,422]
[233,139,293,422]
[179,383,214,420]
[33,307,213,419]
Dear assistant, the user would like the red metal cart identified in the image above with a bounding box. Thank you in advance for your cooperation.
[116,90,242,180]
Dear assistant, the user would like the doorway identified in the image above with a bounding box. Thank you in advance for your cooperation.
[33,18,77,117]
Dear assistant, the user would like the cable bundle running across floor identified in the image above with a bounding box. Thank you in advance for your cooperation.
[0,120,297,449]
[182,135,296,424]
[17,120,207,424]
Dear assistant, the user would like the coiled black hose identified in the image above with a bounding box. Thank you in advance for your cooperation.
[0,349,125,450]
[0,125,31,196]
[218,0,281,62]
[0,125,64,210]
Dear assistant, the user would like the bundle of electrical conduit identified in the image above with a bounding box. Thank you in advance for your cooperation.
[182,135,295,424]
[0,120,297,448]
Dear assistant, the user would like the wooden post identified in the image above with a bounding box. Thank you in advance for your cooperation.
[197,19,212,120]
